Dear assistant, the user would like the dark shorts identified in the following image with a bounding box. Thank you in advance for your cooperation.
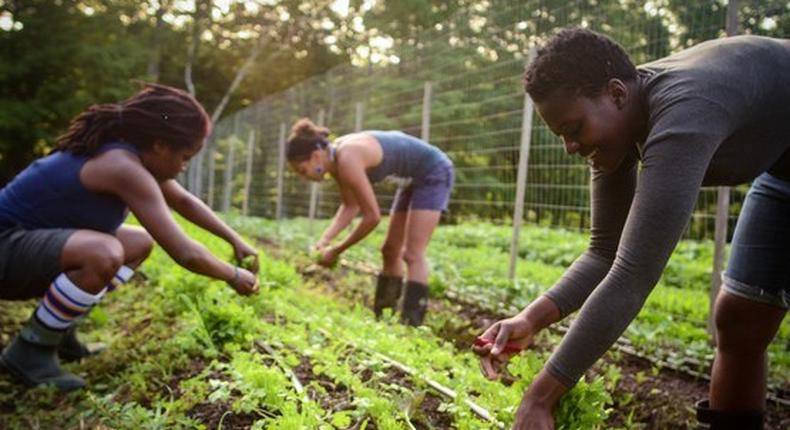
[0,226,75,300]
[722,173,790,309]
[391,161,454,213]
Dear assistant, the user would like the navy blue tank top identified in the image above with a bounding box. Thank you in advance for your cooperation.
[0,142,138,233]
[365,131,450,183]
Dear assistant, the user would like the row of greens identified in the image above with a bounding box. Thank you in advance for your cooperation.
[0,216,614,429]
[223,214,789,395]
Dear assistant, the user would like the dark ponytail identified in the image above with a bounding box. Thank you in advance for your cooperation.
[56,82,212,154]
[286,118,330,162]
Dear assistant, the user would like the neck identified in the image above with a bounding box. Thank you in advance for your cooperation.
[326,146,338,176]
[629,78,650,144]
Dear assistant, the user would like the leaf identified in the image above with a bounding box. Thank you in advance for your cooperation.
[330,411,352,428]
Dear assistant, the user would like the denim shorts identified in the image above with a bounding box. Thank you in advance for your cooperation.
[391,160,454,213]
[722,172,790,309]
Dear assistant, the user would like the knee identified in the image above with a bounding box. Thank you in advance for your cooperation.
[402,248,425,266]
[130,230,154,262]
[381,242,402,262]
[714,295,772,355]
[86,237,125,281]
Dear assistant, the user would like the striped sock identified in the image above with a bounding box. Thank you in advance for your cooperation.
[35,274,103,330]
[106,265,135,293]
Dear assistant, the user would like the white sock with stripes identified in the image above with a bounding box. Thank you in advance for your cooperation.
[105,265,135,293]
[35,273,103,330]
[92,265,136,304]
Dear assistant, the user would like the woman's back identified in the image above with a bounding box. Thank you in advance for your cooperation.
[0,142,136,233]
[364,130,450,183]
[639,35,790,184]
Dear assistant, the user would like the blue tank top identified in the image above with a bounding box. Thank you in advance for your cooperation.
[365,131,450,184]
[0,142,138,233]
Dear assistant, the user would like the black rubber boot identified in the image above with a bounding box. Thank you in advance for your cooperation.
[695,399,764,430]
[0,316,86,391]
[58,323,106,362]
[373,274,403,318]
[399,280,429,326]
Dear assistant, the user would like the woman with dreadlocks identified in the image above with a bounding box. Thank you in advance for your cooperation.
[0,83,259,391]
[286,119,454,327]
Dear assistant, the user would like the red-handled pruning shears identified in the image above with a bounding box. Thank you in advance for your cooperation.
[473,336,524,354]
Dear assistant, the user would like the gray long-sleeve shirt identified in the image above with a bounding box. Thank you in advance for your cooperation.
[543,35,790,387]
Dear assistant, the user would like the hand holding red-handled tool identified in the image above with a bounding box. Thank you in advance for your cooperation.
[472,314,536,380]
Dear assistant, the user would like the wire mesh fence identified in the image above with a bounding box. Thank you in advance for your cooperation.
[189,0,783,242]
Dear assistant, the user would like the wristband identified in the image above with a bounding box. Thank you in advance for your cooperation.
[229,266,239,284]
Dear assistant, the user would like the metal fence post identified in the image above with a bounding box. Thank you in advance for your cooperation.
[308,108,326,235]
[185,158,194,193]
[207,145,216,208]
[355,102,364,132]
[421,81,432,142]
[222,136,237,212]
[242,129,256,216]
[708,0,738,343]
[508,48,537,280]
[276,122,286,220]
[194,146,205,199]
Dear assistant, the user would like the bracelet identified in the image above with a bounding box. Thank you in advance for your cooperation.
[229,266,239,283]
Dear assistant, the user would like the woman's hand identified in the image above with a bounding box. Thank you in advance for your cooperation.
[227,266,259,296]
[232,239,259,273]
[313,239,330,251]
[317,246,340,267]
[511,395,555,430]
[473,312,536,380]
[511,369,567,429]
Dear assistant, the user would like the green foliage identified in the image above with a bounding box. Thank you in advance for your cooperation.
[0,0,349,182]
[226,215,790,392]
[0,0,145,181]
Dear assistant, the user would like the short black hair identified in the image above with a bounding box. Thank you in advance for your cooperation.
[524,27,637,102]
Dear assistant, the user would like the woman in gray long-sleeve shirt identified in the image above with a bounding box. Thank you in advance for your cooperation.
[473,28,789,430]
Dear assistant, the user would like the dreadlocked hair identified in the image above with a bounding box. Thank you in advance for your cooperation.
[56,82,212,155]
[524,27,637,102]
[286,118,331,162]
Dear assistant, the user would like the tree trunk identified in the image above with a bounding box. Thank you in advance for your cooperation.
[147,0,170,82]
[210,26,295,123]
[146,1,168,81]
[185,0,211,96]
[185,0,211,192]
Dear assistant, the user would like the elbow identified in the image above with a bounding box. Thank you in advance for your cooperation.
[170,246,202,269]
[587,237,619,263]
[363,212,381,226]
[586,247,616,265]
[166,193,193,214]
[344,204,360,217]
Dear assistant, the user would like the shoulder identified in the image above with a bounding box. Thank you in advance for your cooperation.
[336,133,380,164]
[336,132,377,149]
[90,148,143,173]
[82,148,154,193]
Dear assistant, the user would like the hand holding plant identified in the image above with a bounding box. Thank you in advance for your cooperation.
[232,239,259,273]
[473,312,536,380]
[312,239,330,251]
[227,266,259,296]
[317,246,340,268]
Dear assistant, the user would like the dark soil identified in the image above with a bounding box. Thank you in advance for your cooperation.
[187,402,260,430]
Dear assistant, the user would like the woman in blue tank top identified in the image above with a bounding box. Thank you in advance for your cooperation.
[0,84,260,392]
[286,118,454,327]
